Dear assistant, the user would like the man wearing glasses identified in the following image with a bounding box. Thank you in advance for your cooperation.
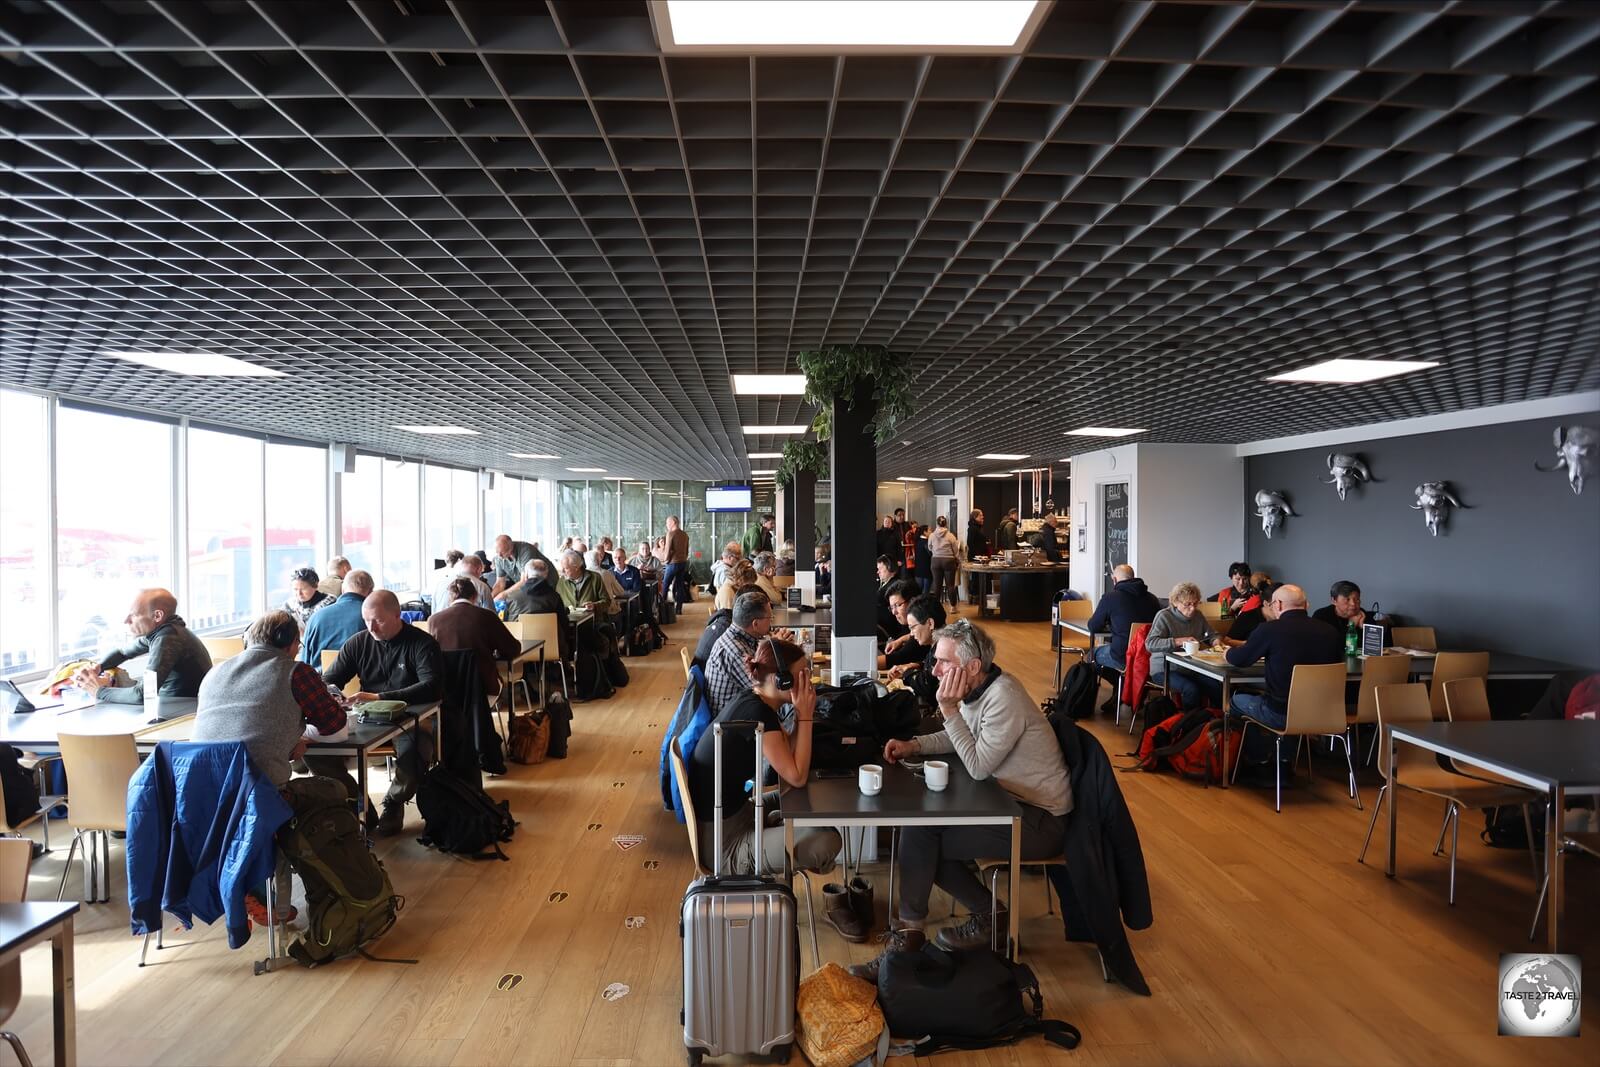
[1224,583,1344,771]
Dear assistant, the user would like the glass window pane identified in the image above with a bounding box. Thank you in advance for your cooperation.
[619,481,650,559]
[558,481,586,543]
[0,391,50,677]
[423,464,452,566]
[680,481,711,585]
[451,468,477,552]
[500,479,520,538]
[56,407,175,660]
[266,441,326,610]
[340,454,381,576]
[482,477,501,546]
[187,428,263,631]
[650,480,680,541]
[591,479,619,545]
[382,460,420,591]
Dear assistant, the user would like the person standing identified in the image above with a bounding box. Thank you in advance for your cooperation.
[742,513,776,558]
[965,508,987,606]
[317,557,350,599]
[659,515,691,605]
[995,508,1021,551]
[927,515,960,611]
[875,514,902,560]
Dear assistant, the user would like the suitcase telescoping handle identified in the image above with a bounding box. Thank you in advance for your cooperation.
[711,720,766,880]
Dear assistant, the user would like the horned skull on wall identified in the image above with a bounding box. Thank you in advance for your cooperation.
[1534,425,1595,495]
[1323,452,1372,501]
[1254,489,1294,539]
[1411,481,1465,537]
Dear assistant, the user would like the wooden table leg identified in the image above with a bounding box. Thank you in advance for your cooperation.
[51,916,75,1067]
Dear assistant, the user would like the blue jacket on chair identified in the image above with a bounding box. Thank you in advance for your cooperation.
[126,741,293,949]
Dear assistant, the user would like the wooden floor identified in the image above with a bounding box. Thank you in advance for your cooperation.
[9,602,1597,1066]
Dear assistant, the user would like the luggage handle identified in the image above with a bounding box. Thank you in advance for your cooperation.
[711,720,766,880]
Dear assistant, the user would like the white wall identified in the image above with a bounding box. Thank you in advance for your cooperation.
[1067,444,1139,597]
[1133,444,1244,599]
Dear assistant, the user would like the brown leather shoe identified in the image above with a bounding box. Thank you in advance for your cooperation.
[847,876,875,928]
[847,927,925,984]
[376,801,405,836]
[823,883,869,943]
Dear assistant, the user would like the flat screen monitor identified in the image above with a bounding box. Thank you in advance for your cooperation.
[930,478,955,495]
[706,484,753,512]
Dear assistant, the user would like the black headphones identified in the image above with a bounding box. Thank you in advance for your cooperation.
[764,637,795,691]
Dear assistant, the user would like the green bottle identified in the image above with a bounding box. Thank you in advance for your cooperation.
[1345,621,1359,657]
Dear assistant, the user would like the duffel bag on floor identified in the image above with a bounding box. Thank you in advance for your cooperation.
[878,943,1080,1054]
[416,766,515,860]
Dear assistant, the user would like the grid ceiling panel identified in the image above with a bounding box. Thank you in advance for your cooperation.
[2,0,1598,481]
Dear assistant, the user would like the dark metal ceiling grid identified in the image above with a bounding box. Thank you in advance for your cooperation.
[2,0,1598,481]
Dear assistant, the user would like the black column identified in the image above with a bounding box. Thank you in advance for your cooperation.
[829,379,877,638]
[793,470,816,567]
[778,479,798,549]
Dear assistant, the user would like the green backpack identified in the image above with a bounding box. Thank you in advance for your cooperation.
[278,776,412,968]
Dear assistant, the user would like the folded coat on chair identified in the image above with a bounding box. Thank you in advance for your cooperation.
[1045,715,1153,995]
[126,741,293,949]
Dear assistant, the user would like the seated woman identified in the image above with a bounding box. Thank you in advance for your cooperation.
[1210,562,1252,610]
[687,638,840,879]
[879,593,946,672]
[283,567,333,629]
[715,559,757,611]
[1145,581,1222,709]
[888,595,946,707]
[1223,580,1281,646]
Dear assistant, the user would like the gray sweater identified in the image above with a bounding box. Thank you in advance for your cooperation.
[915,669,1072,817]
[1145,606,1217,675]
[193,646,304,787]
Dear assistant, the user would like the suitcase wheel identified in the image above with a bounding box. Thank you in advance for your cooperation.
[686,1049,703,1067]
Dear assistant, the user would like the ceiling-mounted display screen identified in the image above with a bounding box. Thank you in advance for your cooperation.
[706,485,753,512]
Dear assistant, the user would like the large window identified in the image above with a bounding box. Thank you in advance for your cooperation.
[591,479,619,544]
[451,468,478,553]
[265,441,326,609]
[187,428,263,630]
[0,391,50,677]
[56,406,175,660]
[340,454,381,576]
[498,478,521,539]
[423,464,453,567]
[619,480,651,557]
[558,481,587,542]
[382,460,420,592]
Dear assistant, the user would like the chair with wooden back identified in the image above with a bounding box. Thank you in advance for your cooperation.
[680,646,693,681]
[1349,653,1412,772]
[1198,601,1224,619]
[319,649,360,696]
[201,635,245,662]
[510,613,569,703]
[53,732,140,903]
[668,738,711,880]
[1428,652,1489,719]
[1230,662,1355,813]
[1442,676,1492,722]
[1056,600,1094,652]
[0,837,37,1067]
[1390,626,1437,651]
[1359,684,1541,903]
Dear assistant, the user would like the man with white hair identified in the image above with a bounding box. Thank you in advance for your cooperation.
[587,548,628,619]
[318,557,351,598]
[751,550,783,603]
[557,549,610,616]
[432,551,494,611]
[851,618,1071,978]
[1224,582,1344,772]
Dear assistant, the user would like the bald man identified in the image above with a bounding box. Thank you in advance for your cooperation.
[73,588,212,704]
[1224,582,1345,770]
[315,589,443,835]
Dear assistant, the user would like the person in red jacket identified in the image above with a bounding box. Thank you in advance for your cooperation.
[1210,562,1252,610]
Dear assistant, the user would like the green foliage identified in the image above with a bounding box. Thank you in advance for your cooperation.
[774,439,828,488]
[795,344,916,445]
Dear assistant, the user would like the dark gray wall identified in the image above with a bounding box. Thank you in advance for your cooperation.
[1244,413,1600,669]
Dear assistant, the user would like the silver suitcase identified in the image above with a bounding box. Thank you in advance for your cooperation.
[680,722,798,1065]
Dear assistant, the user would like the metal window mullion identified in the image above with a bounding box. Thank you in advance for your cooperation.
[328,442,342,559]
[374,458,385,590]
[44,394,60,664]
[255,437,268,617]
[174,418,187,609]
[414,462,424,594]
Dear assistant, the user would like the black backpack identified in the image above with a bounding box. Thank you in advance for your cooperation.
[576,650,616,701]
[1044,662,1098,721]
[545,692,573,759]
[878,943,1080,1055]
[415,766,515,861]
[604,649,630,688]
[1483,805,1544,851]
[0,743,40,829]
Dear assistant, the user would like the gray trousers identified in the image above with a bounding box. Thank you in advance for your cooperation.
[697,806,840,878]
[929,557,959,607]
[305,723,435,808]
[896,802,1065,924]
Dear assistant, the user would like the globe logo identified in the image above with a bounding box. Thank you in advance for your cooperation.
[1498,953,1581,1037]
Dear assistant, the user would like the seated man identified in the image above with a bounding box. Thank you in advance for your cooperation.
[433,552,494,611]
[695,582,764,669]
[1146,582,1222,709]
[503,558,574,669]
[557,549,611,617]
[709,543,742,593]
[705,591,776,715]
[301,569,373,664]
[587,549,629,619]
[490,534,549,597]
[312,590,443,835]
[1312,580,1390,643]
[856,619,1071,976]
[1086,564,1161,685]
[610,551,643,595]
[429,577,521,702]
[318,556,351,599]
[1222,580,1279,647]
[876,555,908,641]
[1211,562,1252,610]
[72,587,212,704]
[1224,583,1344,770]
[752,551,784,603]
[877,581,931,669]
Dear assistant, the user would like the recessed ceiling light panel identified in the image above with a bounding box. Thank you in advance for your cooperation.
[747,452,783,459]
[977,453,1030,461]
[1064,427,1145,437]
[977,472,1016,479]
[896,476,928,482]
[928,467,969,473]
[1266,358,1441,383]
[107,350,285,377]
[395,425,480,436]
[653,0,1048,53]
[731,373,808,394]
[566,467,607,473]
[742,425,810,435]
[508,452,559,459]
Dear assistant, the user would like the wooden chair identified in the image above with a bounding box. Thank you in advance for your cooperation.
[1428,652,1489,719]
[1056,600,1094,653]
[680,646,693,681]
[510,613,568,703]
[973,854,1072,962]
[1442,676,1492,722]
[771,576,795,590]
[319,650,360,696]
[53,732,140,903]
[1358,684,1543,904]
[1390,626,1437,651]
[1198,601,1224,619]
[1109,622,1148,730]
[1349,653,1412,773]
[201,635,244,662]
[1230,662,1357,813]
[0,762,56,853]
[0,837,37,1067]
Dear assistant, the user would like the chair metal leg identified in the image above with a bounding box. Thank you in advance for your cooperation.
[988,865,1006,954]
[1530,862,1552,942]
[1230,719,1252,785]
[1338,732,1361,809]
[1358,784,1388,863]
[0,1031,35,1067]
[796,870,820,970]
[1521,803,1542,883]
[55,831,82,901]
[1431,808,1451,856]
[1274,737,1283,813]
[1447,804,1460,905]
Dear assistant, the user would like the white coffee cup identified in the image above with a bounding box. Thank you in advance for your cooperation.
[858,764,884,796]
[1181,638,1200,655]
[924,760,949,792]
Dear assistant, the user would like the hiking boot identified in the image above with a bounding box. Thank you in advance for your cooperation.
[822,883,869,943]
[376,801,405,836]
[935,907,1006,953]
[847,876,875,928]
[363,801,379,834]
[847,926,925,984]
[244,893,298,926]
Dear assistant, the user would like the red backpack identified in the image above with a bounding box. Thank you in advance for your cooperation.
[1132,707,1239,785]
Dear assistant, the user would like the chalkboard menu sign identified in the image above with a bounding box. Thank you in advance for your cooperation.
[1362,623,1385,658]
[1101,482,1130,594]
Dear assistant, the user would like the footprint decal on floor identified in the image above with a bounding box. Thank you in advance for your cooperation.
[587,822,602,831]
[497,973,524,991]
[547,891,569,903]
[612,780,626,788]
[642,859,660,870]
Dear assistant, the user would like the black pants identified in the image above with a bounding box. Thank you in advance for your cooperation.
[305,723,435,809]
[896,802,1065,925]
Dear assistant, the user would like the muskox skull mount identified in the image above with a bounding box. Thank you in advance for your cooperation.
[1411,481,1466,537]
[1534,425,1595,495]
[1254,489,1294,539]
[1323,452,1373,501]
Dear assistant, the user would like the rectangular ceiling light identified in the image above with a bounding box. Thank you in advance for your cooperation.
[928,467,969,473]
[742,425,809,435]
[977,472,1016,478]
[1266,358,1441,383]
[395,425,480,436]
[106,350,285,377]
[1065,427,1145,437]
[732,373,807,394]
[896,476,928,482]
[977,453,1029,461]
[653,0,1049,53]
[747,452,783,459]
[509,452,559,459]
[566,467,607,473]
[750,469,778,476]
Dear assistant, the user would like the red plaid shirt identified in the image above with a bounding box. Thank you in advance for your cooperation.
[289,661,347,735]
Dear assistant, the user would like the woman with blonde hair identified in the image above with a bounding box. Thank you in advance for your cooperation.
[1145,581,1221,709]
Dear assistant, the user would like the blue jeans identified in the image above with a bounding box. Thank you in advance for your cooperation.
[1231,692,1287,764]
[1157,667,1220,710]
[662,561,687,605]
[1091,644,1123,672]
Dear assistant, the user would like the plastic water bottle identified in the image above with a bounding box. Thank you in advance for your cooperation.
[1345,622,1359,657]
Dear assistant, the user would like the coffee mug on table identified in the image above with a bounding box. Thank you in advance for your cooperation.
[924,760,949,792]
[858,764,883,796]
[1181,638,1200,655]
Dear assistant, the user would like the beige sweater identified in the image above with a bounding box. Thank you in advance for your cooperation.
[915,670,1072,816]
